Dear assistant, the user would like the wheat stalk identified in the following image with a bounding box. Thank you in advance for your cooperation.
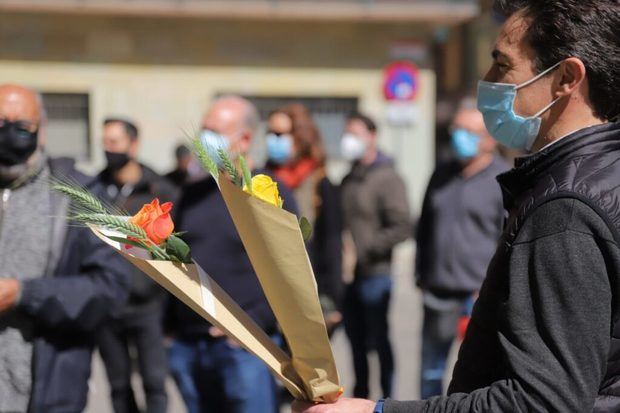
[51,183,108,214]
[73,213,147,239]
[74,213,174,260]
[191,137,219,179]
[218,148,241,187]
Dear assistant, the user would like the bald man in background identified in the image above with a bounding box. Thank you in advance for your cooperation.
[166,96,298,413]
[0,84,128,413]
[415,97,508,399]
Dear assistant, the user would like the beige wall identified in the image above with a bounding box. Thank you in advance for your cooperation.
[0,12,436,69]
[0,60,434,213]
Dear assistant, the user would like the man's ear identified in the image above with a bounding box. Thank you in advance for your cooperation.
[128,139,140,158]
[236,130,253,155]
[368,131,378,146]
[37,127,47,148]
[556,57,587,98]
[479,133,497,154]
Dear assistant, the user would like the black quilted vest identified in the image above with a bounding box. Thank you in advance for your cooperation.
[498,122,620,411]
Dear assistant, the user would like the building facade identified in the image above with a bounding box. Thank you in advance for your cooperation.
[0,0,481,211]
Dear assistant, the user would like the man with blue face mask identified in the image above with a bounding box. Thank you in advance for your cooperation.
[416,97,508,400]
[293,0,620,412]
[167,96,298,413]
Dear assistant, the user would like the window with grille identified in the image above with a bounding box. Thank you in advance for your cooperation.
[41,93,91,161]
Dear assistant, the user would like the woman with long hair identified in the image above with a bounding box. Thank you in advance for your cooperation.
[265,103,343,334]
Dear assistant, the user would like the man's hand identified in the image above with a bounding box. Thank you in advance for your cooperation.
[209,326,225,338]
[209,326,240,348]
[292,398,376,413]
[0,279,20,313]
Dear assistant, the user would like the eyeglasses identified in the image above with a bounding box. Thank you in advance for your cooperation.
[0,118,39,138]
[267,131,291,137]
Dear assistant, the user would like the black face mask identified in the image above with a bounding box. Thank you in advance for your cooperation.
[0,121,39,166]
[105,151,131,171]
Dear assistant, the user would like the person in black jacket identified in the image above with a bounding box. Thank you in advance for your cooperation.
[0,83,128,413]
[166,95,298,413]
[293,0,620,412]
[264,104,343,335]
[96,117,178,413]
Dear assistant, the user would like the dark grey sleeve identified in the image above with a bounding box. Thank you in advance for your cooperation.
[384,198,617,413]
[414,172,437,286]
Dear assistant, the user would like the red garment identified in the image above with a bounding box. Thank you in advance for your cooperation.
[457,316,470,341]
[273,158,318,189]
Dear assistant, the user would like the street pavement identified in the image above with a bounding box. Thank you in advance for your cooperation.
[85,242,458,412]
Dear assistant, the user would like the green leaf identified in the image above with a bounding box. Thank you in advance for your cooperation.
[165,235,192,264]
[299,216,313,242]
[239,155,252,194]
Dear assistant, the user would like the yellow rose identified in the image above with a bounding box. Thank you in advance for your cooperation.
[244,174,283,208]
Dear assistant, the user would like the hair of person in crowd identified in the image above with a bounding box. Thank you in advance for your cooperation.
[346,111,377,133]
[278,103,327,166]
[457,95,478,112]
[103,117,139,141]
[493,0,620,121]
[175,144,191,160]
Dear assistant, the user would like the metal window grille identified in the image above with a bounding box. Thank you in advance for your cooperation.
[41,92,91,161]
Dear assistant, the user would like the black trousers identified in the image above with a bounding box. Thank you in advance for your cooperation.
[343,275,394,399]
[97,309,168,413]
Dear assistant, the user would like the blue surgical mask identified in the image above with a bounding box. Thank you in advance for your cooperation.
[477,61,562,151]
[200,129,230,168]
[266,133,293,165]
[451,128,480,160]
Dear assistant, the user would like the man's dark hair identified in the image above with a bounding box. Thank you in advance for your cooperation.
[347,112,377,133]
[493,0,620,121]
[103,117,139,141]
[175,144,191,159]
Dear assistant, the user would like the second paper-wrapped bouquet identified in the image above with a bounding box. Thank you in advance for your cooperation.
[192,138,341,401]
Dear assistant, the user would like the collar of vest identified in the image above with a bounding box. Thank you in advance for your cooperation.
[497,122,620,211]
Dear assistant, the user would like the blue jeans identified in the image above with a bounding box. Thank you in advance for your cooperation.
[420,292,473,399]
[168,337,276,413]
[343,275,394,398]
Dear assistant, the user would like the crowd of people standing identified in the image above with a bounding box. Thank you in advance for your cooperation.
[0,82,500,413]
[1,1,618,413]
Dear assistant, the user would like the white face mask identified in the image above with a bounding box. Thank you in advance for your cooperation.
[340,133,368,161]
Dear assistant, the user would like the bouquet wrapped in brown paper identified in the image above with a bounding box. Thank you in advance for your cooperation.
[193,137,342,402]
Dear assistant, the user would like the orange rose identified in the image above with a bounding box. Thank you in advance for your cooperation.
[129,198,175,245]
